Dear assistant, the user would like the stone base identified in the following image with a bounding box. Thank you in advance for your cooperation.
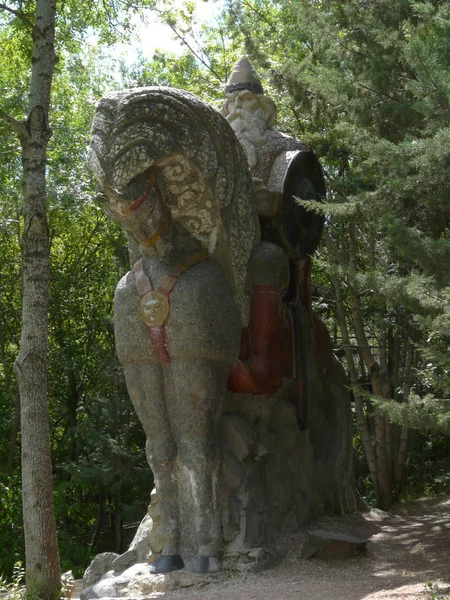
[82,357,357,597]
[301,530,368,559]
[81,563,217,599]
[219,351,358,552]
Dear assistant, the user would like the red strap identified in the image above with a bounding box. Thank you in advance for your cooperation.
[149,327,171,366]
[134,250,209,365]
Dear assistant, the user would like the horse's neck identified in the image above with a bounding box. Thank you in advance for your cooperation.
[140,225,205,273]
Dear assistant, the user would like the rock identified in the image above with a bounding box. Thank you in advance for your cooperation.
[248,547,266,561]
[224,551,240,560]
[82,552,119,590]
[61,570,75,599]
[280,427,301,455]
[222,495,240,543]
[238,554,252,565]
[80,562,215,599]
[221,415,255,462]
[371,508,391,517]
[112,513,152,571]
[221,452,242,490]
[301,530,367,560]
[147,489,164,554]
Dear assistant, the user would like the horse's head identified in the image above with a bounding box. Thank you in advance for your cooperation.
[88,86,260,325]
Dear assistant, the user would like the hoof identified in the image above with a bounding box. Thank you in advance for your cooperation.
[185,556,221,574]
[150,554,184,574]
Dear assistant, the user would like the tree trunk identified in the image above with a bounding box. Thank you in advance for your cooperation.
[6,0,60,597]
[348,222,375,372]
[115,488,123,554]
[90,486,105,553]
[394,340,414,495]
[325,230,380,502]
[373,331,393,508]
[347,222,395,508]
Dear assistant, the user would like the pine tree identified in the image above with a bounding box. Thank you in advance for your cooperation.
[219,0,450,507]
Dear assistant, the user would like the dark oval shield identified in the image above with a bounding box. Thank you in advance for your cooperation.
[262,150,326,259]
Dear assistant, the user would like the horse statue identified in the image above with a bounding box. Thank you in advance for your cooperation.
[87,69,342,577]
[88,86,264,574]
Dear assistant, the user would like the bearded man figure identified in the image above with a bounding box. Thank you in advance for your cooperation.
[223,56,325,256]
[224,57,331,415]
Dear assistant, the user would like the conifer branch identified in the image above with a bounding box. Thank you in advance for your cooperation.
[414,50,439,91]
[356,82,397,102]
[325,227,380,499]
[240,0,278,34]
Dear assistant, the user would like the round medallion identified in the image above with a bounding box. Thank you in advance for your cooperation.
[138,291,170,327]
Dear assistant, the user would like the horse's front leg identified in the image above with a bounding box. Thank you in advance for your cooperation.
[123,363,183,573]
[164,358,229,574]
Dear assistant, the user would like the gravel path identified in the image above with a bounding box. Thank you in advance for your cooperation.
[72,496,450,600]
[152,496,450,600]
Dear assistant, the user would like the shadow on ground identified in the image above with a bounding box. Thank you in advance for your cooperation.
[73,497,450,600]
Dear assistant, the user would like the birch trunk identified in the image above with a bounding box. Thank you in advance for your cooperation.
[5,0,60,597]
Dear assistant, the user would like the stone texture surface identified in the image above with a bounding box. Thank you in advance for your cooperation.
[223,84,325,260]
[61,570,75,599]
[112,514,152,571]
[81,353,357,594]
[81,563,217,600]
[301,530,368,560]
[82,553,119,590]
[88,86,260,327]
[220,360,357,555]
[89,86,260,570]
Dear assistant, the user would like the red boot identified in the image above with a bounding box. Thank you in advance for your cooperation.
[229,285,290,395]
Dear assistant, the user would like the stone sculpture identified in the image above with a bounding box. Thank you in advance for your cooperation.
[223,57,328,415]
[88,87,261,574]
[86,64,357,587]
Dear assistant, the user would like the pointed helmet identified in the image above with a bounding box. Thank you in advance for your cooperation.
[225,56,264,95]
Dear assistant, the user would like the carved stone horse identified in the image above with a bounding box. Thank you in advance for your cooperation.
[88,88,260,573]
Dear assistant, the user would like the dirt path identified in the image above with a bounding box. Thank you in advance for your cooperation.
[150,496,450,600]
[72,496,450,600]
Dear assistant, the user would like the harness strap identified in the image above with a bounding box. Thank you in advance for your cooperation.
[127,171,157,215]
[134,249,210,365]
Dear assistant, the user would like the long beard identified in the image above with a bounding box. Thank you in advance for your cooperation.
[228,112,266,169]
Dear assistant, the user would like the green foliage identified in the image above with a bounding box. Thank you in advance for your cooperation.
[402,432,450,499]
[0,562,26,600]
[425,580,450,600]
[120,46,228,107]
[375,394,450,434]
[0,477,23,577]
[0,3,153,578]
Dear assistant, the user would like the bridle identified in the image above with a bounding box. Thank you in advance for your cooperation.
[112,170,172,248]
